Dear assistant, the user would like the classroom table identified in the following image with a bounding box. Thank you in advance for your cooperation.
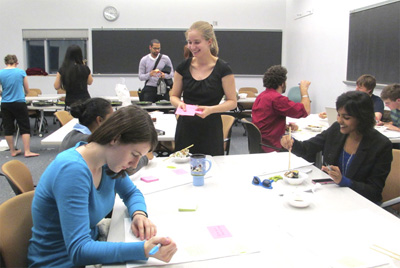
[105,153,400,268]
[28,104,64,136]
[288,114,400,143]
[41,114,177,145]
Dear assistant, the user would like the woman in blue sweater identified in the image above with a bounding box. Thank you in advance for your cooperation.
[28,105,177,267]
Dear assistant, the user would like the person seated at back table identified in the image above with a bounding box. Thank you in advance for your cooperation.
[28,105,177,267]
[281,91,392,203]
[319,74,384,121]
[60,98,152,173]
[380,83,400,132]
[252,65,311,152]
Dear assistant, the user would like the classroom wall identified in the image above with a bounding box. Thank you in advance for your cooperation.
[0,0,286,96]
[285,0,386,112]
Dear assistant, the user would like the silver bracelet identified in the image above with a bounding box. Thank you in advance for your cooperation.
[302,95,309,98]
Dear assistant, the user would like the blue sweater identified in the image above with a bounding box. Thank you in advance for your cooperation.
[28,142,148,267]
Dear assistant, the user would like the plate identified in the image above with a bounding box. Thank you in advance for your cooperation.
[287,192,313,208]
[282,171,308,185]
[156,100,171,106]
[134,101,152,106]
[32,101,54,107]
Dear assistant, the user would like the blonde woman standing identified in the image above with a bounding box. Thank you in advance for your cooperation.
[170,21,237,156]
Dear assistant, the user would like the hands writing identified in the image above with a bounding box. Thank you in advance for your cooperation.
[131,214,157,241]
[144,237,177,263]
[286,122,299,132]
[321,165,342,184]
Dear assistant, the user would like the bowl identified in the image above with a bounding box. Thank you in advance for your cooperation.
[287,192,313,208]
[310,126,322,132]
[171,154,191,163]
[283,171,307,185]
[239,93,248,99]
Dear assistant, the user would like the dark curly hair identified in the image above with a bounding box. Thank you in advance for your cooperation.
[263,65,287,89]
[336,91,375,135]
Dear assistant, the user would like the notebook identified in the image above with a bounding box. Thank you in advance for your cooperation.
[325,107,337,126]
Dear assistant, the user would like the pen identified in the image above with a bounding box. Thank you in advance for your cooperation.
[324,163,332,171]
[149,243,161,255]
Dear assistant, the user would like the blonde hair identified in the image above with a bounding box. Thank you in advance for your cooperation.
[185,21,219,56]
[4,54,18,65]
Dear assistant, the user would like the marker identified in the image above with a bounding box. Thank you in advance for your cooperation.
[149,243,161,255]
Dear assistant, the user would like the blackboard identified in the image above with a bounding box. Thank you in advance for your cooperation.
[92,29,282,75]
[347,1,400,84]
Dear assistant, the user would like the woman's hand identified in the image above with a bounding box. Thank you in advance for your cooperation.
[318,112,327,119]
[177,102,186,112]
[131,214,157,240]
[280,135,294,151]
[144,237,177,263]
[321,165,342,184]
[195,106,213,119]
[286,122,299,131]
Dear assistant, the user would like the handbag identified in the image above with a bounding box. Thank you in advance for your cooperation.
[161,65,173,88]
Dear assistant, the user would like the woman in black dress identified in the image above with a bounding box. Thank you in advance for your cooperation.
[170,21,237,156]
[54,45,93,109]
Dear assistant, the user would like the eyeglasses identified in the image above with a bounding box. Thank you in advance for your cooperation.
[252,176,272,189]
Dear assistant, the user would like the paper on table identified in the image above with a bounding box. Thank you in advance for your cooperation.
[124,216,259,267]
[175,104,202,116]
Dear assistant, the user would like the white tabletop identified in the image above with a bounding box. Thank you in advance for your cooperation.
[105,153,400,268]
[0,94,64,102]
[41,113,176,146]
[288,114,400,143]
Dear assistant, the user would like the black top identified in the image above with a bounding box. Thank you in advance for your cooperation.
[59,65,91,106]
[174,58,233,156]
[292,122,393,203]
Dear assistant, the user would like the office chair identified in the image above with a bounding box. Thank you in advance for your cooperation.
[287,86,301,103]
[0,191,34,268]
[381,149,400,212]
[1,159,35,195]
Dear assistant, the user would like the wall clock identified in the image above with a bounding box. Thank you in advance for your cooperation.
[103,6,119,21]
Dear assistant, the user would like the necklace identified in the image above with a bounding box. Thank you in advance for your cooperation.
[342,150,354,176]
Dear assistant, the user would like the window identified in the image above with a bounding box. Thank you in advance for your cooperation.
[23,29,88,74]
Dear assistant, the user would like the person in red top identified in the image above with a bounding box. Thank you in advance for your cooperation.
[252,65,311,152]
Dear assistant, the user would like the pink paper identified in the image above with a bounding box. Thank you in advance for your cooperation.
[175,104,203,116]
[172,169,188,175]
[140,176,159,183]
[207,225,232,239]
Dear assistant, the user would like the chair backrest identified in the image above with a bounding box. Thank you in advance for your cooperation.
[240,119,264,154]
[0,191,34,268]
[287,86,301,103]
[382,149,400,211]
[221,115,235,155]
[239,87,258,94]
[29,88,42,95]
[54,111,73,126]
[1,160,34,195]
[26,90,39,97]
[130,90,139,97]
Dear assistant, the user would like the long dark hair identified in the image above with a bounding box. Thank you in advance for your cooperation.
[60,45,84,90]
[70,98,112,127]
[336,91,375,135]
[88,105,158,178]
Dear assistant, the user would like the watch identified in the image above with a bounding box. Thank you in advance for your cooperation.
[103,6,119,21]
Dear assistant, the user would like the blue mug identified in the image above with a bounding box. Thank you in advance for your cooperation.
[190,154,212,186]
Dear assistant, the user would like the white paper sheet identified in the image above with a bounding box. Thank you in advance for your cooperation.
[124,215,259,267]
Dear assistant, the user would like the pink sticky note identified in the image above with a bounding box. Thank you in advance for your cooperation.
[175,104,202,116]
[140,176,159,183]
[173,169,188,175]
[207,225,232,239]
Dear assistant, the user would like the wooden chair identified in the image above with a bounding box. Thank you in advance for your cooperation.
[54,110,73,126]
[0,191,34,268]
[221,115,235,155]
[26,90,39,97]
[57,89,66,102]
[129,90,139,97]
[1,160,35,195]
[239,87,258,94]
[29,88,42,95]
[381,149,400,212]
